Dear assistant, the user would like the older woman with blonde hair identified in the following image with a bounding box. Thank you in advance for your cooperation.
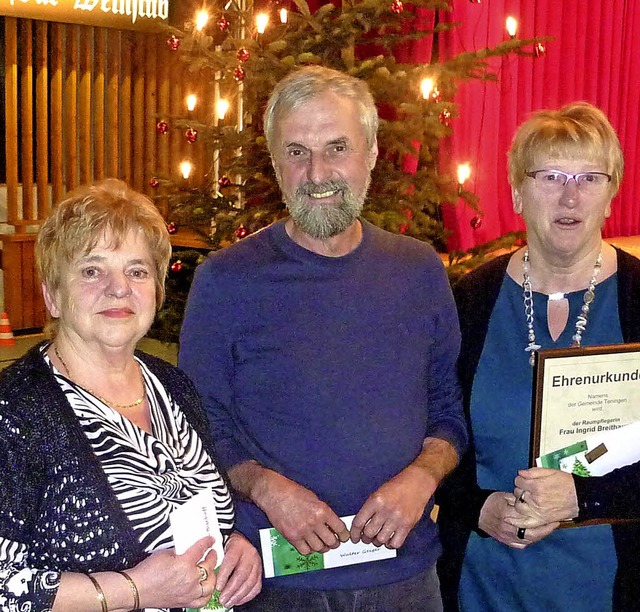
[0,179,261,611]
[437,102,640,611]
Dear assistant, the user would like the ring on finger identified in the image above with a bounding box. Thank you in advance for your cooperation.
[197,564,208,583]
[517,527,526,540]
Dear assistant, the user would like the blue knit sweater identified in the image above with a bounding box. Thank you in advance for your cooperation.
[179,219,467,591]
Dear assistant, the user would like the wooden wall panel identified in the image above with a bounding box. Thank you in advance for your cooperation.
[0,235,46,330]
[4,18,19,224]
[50,23,64,205]
[106,29,120,178]
[144,35,157,195]
[119,31,133,185]
[93,28,106,181]
[19,19,34,221]
[79,28,92,185]
[132,33,146,191]
[2,18,204,329]
[64,26,79,191]
[35,21,49,218]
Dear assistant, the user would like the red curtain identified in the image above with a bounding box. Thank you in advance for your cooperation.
[439,0,640,251]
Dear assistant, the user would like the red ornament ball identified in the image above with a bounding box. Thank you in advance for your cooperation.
[149,177,160,188]
[391,0,404,13]
[514,237,527,247]
[399,224,409,234]
[166,35,180,51]
[470,216,483,230]
[235,226,248,239]
[185,128,198,143]
[233,66,246,82]
[237,47,250,62]
[167,221,178,235]
[439,109,452,127]
[171,260,183,273]
[534,42,546,57]
[156,121,168,135]
[218,16,230,31]
[218,175,232,188]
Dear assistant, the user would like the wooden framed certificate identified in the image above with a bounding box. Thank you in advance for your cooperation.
[531,343,640,467]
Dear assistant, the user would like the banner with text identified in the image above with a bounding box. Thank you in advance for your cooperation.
[1,0,169,31]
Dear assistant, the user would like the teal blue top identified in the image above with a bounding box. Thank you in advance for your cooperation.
[459,272,620,611]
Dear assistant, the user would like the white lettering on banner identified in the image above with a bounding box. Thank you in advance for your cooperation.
[4,0,167,26]
[74,0,99,10]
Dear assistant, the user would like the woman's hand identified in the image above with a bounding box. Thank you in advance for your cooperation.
[479,491,558,549]
[128,536,218,610]
[514,467,579,523]
[217,531,262,608]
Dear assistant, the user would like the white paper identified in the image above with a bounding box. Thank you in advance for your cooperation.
[170,489,224,566]
[260,514,397,579]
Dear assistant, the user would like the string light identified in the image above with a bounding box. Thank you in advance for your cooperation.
[256,12,269,33]
[186,94,197,111]
[279,8,288,23]
[457,163,471,194]
[506,16,518,38]
[216,99,230,120]
[195,10,209,31]
[420,78,434,99]
[180,161,192,180]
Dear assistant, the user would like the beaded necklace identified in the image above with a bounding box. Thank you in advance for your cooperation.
[53,345,146,409]
[522,250,602,366]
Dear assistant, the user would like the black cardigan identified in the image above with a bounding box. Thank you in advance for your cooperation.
[0,343,230,610]
[437,248,640,612]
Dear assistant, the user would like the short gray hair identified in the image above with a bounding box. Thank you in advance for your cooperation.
[263,66,379,151]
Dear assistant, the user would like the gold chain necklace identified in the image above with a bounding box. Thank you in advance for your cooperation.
[53,345,146,410]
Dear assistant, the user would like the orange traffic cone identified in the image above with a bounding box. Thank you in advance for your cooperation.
[0,312,15,346]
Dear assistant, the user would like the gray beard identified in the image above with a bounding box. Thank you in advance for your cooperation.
[281,177,370,240]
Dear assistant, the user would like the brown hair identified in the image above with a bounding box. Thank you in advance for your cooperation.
[36,179,170,334]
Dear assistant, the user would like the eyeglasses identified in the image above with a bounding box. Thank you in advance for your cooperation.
[525,170,612,195]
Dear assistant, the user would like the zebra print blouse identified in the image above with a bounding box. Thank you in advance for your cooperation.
[0,353,234,612]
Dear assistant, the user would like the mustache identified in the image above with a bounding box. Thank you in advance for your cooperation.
[296,180,349,197]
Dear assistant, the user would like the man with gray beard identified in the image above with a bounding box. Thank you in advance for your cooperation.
[179,66,467,611]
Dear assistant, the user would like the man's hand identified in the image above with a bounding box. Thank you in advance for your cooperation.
[351,437,459,549]
[229,462,349,556]
[350,463,432,549]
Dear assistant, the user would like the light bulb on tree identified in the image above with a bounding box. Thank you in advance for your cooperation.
[180,161,192,180]
[216,99,230,120]
[186,94,197,111]
[280,8,288,23]
[506,16,518,38]
[457,163,471,194]
[195,10,209,31]
[256,12,269,34]
[420,78,434,99]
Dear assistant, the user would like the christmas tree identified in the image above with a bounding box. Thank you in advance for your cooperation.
[572,457,591,478]
[150,0,540,342]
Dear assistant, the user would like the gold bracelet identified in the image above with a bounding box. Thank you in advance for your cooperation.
[116,570,141,611]
[87,573,108,612]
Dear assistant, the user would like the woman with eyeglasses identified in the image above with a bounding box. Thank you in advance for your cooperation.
[436,102,640,611]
